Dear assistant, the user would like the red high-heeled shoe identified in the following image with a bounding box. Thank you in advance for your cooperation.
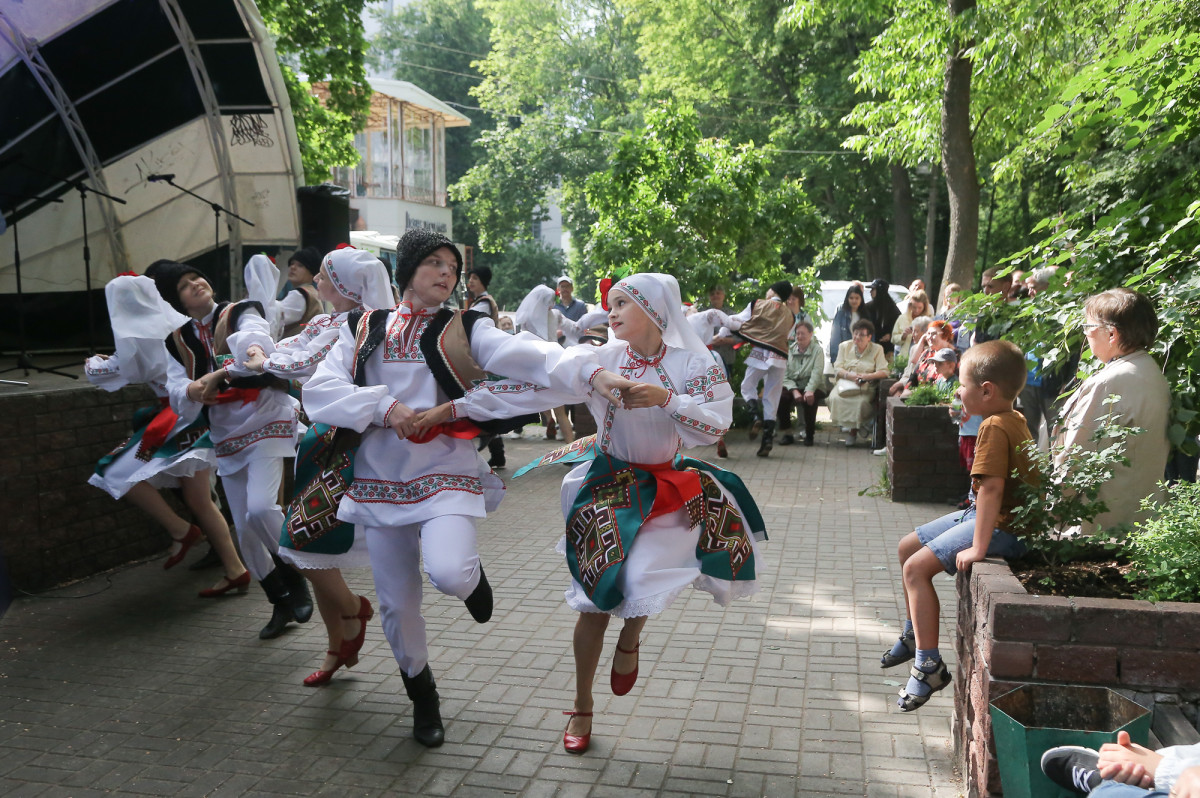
[164,524,203,570]
[337,595,374,665]
[610,640,639,696]
[303,651,344,687]
[197,571,250,598]
[562,710,593,754]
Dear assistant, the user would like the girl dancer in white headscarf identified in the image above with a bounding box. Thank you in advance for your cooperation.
[243,247,394,687]
[420,272,767,755]
[85,275,248,592]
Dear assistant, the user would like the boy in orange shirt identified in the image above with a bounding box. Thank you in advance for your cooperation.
[882,339,1037,711]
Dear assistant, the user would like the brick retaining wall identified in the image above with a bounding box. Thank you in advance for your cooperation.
[955,559,1200,797]
[887,396,970,503]
[0,384,176,591]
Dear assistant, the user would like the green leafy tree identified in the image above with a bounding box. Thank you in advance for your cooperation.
[258,0,373,184]
[583,104,814,298]
[453,0,642,252]
[484,240,568,310]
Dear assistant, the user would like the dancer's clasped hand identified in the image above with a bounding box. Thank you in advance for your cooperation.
[385,401,418,440]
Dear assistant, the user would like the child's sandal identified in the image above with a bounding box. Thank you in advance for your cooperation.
[896,661,952,712]
[880,633,915,669]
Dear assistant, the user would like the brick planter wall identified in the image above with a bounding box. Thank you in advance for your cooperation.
[0,384,179,591]
[887,396,970,503]
[955,559,1200,797]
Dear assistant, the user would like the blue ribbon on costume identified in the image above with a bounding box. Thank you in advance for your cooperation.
[513,434,599,477]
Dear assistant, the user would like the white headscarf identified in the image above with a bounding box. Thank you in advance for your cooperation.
[609,273,710,357]
[324,248,395,310]
[515,284,556,341]
[243,254,282,338]
[106,275,188,340]
[99,275,189,384]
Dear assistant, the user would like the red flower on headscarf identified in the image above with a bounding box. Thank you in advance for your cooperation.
[599,277,613,310]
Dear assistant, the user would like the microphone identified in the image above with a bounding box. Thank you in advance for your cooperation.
[147,173,175,182]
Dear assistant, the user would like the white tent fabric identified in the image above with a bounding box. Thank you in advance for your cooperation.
[0,0,303,297]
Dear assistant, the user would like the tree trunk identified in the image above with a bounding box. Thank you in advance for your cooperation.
[871,215,891,282]
[924,162,942,305]
[940,0,980,293]
[891,163,917,287]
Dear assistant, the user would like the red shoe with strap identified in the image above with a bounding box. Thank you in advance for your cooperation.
[164,524,203,570]
[610,640,639,696]
[303,651,344,687]
[337,595,375,667]
[197,570,250,598]
[562,711,593,754]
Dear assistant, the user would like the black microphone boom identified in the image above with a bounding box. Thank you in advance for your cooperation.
[147,173,175,182]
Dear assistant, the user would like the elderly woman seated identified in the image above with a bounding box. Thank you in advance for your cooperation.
[828,319,889,446]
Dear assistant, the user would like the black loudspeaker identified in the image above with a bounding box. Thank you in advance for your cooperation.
[296,183,350,255]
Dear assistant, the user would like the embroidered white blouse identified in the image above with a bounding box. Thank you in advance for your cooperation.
[166,307,300,475]
[452,341,733,465]
[301,305,599,527]
[260,312,349,381]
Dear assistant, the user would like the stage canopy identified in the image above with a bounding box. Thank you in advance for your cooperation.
[0,0,303,302]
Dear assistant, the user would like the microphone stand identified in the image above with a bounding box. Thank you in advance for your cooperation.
[10,163,127,356]
[0,190,78,379]
[151,177,255,287]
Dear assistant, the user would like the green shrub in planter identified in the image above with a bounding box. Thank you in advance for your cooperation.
[903,381,956,407]
[1126,481,1200,603]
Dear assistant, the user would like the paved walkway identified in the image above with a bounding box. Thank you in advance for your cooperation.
[0,429,963,797]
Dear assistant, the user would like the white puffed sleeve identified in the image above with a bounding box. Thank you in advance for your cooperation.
[84,354,128,391]
[659,352,734,447]
[224,306,276,378]
[262,316,341,381]
[278,289,308,326]
[469,320,602,394]
[165,354,203,425]
[451,379,580,422]
[302,324,397,432]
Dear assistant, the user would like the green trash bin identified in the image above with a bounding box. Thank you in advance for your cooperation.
[989,683,1152,798]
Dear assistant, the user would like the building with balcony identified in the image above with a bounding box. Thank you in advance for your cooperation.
[328,77,470,240]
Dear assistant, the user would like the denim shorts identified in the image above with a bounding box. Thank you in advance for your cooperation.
[916,507,1027,575]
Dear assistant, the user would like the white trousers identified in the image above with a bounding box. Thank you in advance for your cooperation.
[365,515,483,678]
[220,457,284,581]
[740,361,786,421]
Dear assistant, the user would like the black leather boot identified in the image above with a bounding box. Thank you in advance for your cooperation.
[401,665,445,747]
[273,555,313,624]
[745,398,761,439]
[757,421,776,458]
[487,437,506,469]
[464,567,493,623]
[258,569,296,640]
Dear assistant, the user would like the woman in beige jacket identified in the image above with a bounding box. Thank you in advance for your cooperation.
[1055,288,1171,535]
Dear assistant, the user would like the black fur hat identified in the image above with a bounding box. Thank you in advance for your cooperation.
[395,229,463,295]
[471,264,492,289]
[769,280,793,302]
[287,246,322,279]
[146,259,209,313]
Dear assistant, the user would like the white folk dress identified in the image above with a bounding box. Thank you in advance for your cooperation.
[453,341,766,618]
[86,345,216,498]
[262,311,371,570]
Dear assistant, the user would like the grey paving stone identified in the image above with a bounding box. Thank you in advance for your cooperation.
[0,434,962,796]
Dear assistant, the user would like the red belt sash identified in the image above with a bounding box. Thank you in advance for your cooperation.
[628,459,703,522]
[141,397,180,451]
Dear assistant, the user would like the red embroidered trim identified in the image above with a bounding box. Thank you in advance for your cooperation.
[587,367,605,386]
[658,389,674,408]
[383,400,401,426]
